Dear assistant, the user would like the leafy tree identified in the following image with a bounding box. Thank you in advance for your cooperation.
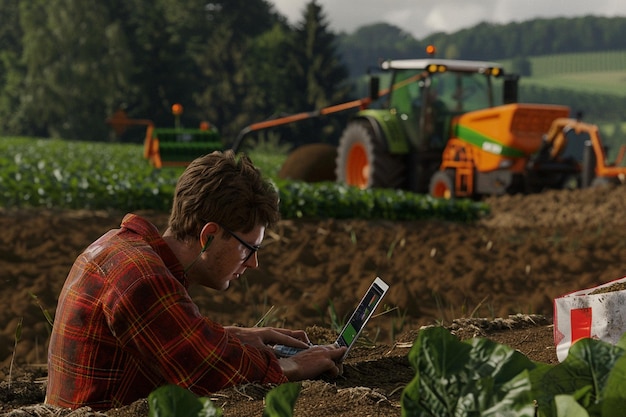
[2,1,626,141]
[244,23,294,117]
[420,16,626,61]
[443,43,460,59]
[338,23,423,78]
[193,0,282,141]
[104,0,212,130]
[0,0,21,53]
[17,0,133,139]
[0,0,26,135]
[282,0,351,146]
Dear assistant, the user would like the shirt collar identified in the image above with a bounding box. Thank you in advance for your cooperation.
[120,213,188,288]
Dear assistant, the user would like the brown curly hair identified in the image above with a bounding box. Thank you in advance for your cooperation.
[167,150,280,241]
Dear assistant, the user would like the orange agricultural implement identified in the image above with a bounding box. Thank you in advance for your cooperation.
[107,106,222,169]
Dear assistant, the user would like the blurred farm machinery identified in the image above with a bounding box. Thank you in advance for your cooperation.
[107,48,626,196]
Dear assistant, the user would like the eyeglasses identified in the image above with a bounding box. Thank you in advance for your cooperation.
[220,224,261,263]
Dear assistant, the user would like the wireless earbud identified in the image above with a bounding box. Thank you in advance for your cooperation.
[200,235,213,253]
[184,236,214,274]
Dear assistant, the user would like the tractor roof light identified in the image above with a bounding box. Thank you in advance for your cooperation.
[480,67,504,77]
[427,64,447,73]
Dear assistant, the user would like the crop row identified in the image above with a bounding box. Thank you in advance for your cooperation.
[0,137,489,222]
[150,327,626,417]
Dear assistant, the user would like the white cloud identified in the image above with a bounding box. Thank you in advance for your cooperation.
[423,3,490,35]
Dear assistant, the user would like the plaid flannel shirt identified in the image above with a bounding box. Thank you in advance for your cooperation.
[46,214,286,410]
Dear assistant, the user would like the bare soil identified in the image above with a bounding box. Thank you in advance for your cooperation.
[1,184,625,416]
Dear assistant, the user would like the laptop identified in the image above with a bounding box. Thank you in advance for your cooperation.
[273,276,389,362]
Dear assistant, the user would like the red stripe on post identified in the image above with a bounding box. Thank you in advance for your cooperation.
[571,308,593,342]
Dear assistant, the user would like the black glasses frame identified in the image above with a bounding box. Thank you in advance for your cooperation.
[219,224,260,263]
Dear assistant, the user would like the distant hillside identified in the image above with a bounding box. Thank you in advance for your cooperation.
[337,16,626,126]
[338,15,626,77]
[337,23,425,78]
[500,51,626,96]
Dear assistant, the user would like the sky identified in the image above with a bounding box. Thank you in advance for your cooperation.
[270,0,626,40]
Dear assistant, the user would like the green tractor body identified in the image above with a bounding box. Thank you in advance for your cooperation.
[335,57,515,194]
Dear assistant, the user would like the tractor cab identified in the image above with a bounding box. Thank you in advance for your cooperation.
[378,58,508,154]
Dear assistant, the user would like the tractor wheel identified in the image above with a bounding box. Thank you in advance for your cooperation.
[335,121,405,189]
[429,170,455,199]
[278,143,337,182]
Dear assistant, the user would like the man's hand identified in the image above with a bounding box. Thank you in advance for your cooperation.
[225,326,310,350]
[278,344,347,381]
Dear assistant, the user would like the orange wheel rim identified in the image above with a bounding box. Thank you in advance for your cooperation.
[432,181,452,199]
[346,143,369,189]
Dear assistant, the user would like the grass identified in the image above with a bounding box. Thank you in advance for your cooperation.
[8,317,23,390]
[29,292,54,328]
[433,290,500,327]
[314,300,346,335]
[386,236,403,260]
[384,305,408,343]
[242,134,290,178]
[500,50,626,97]
[523,71,626,96]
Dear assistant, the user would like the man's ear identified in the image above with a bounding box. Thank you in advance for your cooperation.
[199,222,218,251]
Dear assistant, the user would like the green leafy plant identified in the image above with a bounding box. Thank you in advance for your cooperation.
[1,137,489,222]
[262,382,302,417]
[143,328,626,416]
[399,326,626,417]
[276,179,489,222]
[148,384,222,417]
[530,335,626,417]
[147,383,302,417]
[401,326,539,417]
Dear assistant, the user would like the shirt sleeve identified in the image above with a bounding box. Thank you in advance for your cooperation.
[103,262,287,394]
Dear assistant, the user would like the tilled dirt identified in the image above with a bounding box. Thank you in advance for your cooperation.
[1,184,625,416]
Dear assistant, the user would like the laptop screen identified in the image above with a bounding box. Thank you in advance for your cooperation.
[335,277,389,359]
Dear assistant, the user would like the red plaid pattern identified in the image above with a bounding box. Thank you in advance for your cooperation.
[46,214,286,410]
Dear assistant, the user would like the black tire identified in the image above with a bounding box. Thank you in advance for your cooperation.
[278,143,337,182]
[429,170,455,199]
[335,121,405,189]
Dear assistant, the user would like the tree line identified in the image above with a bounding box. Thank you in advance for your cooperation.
[1,1,624,143]
[337,16,626,78]
[0,0,350,143]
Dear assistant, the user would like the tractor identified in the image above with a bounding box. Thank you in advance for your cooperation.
[108,51,626,194]
[332,53,626,198]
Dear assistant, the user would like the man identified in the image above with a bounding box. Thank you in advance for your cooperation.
[46,150,345,410]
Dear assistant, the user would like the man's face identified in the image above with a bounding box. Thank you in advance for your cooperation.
[191,224,265,291]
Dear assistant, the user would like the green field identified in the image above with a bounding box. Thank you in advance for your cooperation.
[524,71,626,96]
[0,137,487,221]
[501,50,626,96]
